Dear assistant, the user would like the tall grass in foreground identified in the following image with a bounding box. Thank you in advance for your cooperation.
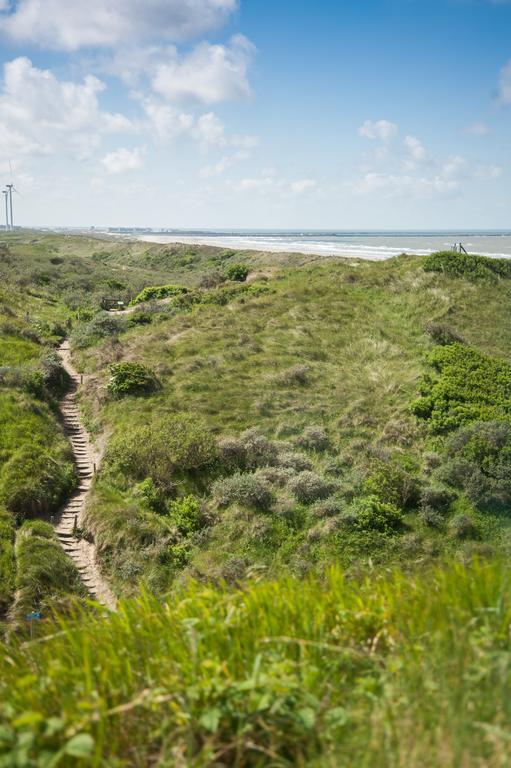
[2,560,511,766]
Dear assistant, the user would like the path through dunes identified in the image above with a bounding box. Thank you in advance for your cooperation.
[54,342,116,609]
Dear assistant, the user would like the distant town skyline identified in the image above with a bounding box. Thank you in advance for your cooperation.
[0,0,510,229]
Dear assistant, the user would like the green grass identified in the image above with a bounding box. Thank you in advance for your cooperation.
[1,559,511,766]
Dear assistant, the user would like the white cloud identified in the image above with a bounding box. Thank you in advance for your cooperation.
[441,155,468,180]
[0,57,135,161]
[355,171,460,199]
[463,122,490,136]
[0,0,238,50]
[498,59,511,105]
[359,119,398,142]
[233,172,318,197]
[289,179,317,195]
[101,147,145,174]
[142,99,194,141]
[199,150,249,178]
[152,35,254,105]
[404,135,427,161]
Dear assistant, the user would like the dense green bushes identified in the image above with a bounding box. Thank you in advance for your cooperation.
[423,250,511,280]
[104,413,218,492]
[130,284,188,306]
[225,263,249,282]
[411,343,511,433]
[107,361,159,398]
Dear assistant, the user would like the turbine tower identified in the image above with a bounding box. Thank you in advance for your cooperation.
[6,184,14,230]
[2,190,9,231]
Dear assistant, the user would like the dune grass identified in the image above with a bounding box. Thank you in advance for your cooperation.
[0,559,511,766]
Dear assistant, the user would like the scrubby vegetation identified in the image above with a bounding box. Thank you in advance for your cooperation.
[2,234,511,762]
[2,560,511,766]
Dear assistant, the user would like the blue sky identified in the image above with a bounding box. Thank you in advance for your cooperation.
[0,0,510,228]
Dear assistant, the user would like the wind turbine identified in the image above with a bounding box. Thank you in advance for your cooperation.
[6,184,14,230]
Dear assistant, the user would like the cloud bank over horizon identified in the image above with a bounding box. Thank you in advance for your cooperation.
[0,0,508,228]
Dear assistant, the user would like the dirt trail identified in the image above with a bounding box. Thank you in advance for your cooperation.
[54,341,116,610]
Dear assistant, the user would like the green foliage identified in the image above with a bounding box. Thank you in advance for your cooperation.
[349,495,404,533]
[12,520,85,618]
[212,472,274,510]
[425,321,465,346]
[107,361,159,398]
[130,284,188,306]
[288,471,333,504]
[0,443,75,522]
[72,311,124,348]
[225,263,249,282]
[104,413,218,492]
[411,344,511,433]
[297,425,330,451]
[423,250,511,281]
[0,506,15,615]
[2,561,511,765]
[364,459,419,509]
[438,421,511,512]
[168,495,202,535]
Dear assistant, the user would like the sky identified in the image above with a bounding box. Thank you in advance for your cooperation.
[0,0,510,229]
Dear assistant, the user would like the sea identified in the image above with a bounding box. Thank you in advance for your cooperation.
[138,230,511,261]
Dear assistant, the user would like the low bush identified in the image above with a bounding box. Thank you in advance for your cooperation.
[239,428,278,469]
[411,344,511,433]
[277,451,313,472]
[288,471,333,504]
[130,284,188,306]
[297,425,330,451]
[167,495,203,536]
[107,362,159,398]
[217,436,247,472]
[225,264,249,282]
[420,485,456,513]
[349,495,404,534]
[312,496,344,518]
[72,312,124,348]
[364,459,419,510]
[212,472,274,510]
[128,312,153,327]
[449,513,479,540]
[438,421,511,511]
[0,444,75,522]
[105,414,218,492]
[423,251,511,281]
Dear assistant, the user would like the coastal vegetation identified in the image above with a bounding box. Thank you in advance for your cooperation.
[2,232,511,762]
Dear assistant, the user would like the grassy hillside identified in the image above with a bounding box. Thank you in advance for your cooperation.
[69,249,511,593]
[1,559,511,767]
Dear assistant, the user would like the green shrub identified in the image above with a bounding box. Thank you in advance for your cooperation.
[288,471,333,504]
[0,444,75,522]
[0,506,15,615]
[105,414,218,492]
[349,495,404,534]
[133,478,165,513]
[130,284,188,306]
[411,344,511,433]
[438,421,511,511]
[364,459,419,510]
[212,472,274,510]
[128,312,153,327]
[449,513,479,540]
[168,495,203,536]
[217,436,247,472]
[423,251,511,281]
[420,485,456,513]
[107,362,159,398]
[239,428,278,469]
[225,264,249,282]
[72,311,124,348]
[297,425,330,451]
[277,451,313,471]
